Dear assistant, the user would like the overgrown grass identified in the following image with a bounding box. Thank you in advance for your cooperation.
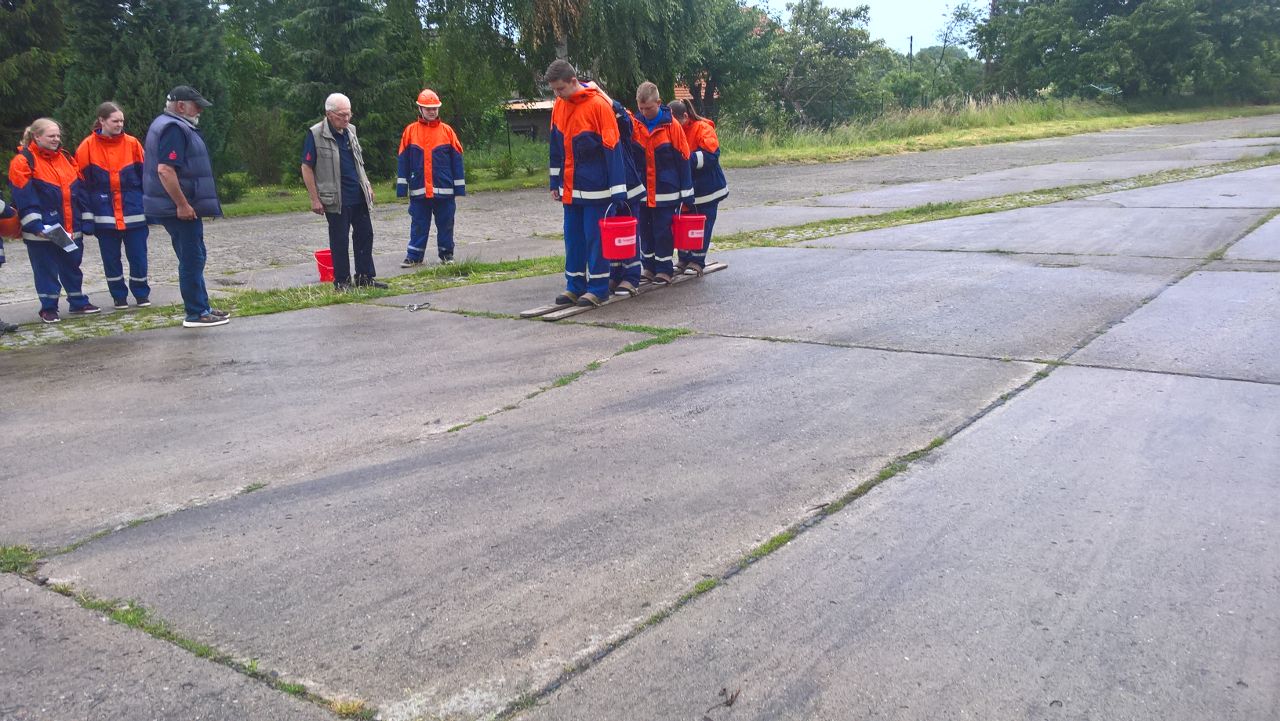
[220,101,1279,216]
[0,545,40,574]
[718,100,1280,167]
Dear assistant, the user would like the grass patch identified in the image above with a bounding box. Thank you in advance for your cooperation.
[720,102,1280,168]
[242,482,269,493]
[0,545,40,574]
[742,530,798,567]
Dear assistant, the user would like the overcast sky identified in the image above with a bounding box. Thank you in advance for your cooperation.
[764,0,964,55]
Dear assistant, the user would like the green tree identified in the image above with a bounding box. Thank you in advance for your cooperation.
[679,0,775,118]
[59,0,125,140]
[0,0,67,149]
[423,0,527,144]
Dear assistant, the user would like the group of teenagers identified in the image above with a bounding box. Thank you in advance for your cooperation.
[0,59,728,333]
[544,59,729,307]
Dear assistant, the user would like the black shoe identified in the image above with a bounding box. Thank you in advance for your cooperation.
[575,292,604,307]
[69,303,101,315]
[135,298,152,307]
[334,281,353,292]
[439,253,454,265]
[113,298,130,310]
[183,313,229,328]
[354,275,389,289]
[0,319,18,333]
[554,292,578,306]
[400,258,423,268]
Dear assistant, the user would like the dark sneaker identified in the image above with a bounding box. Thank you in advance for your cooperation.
[613,280,638,297]
[439,253,455,265]
[209,309,230,319]
[652,273,672,285]
[69,303,101,315]
[39,310,61,324]
[554,291,578,306]
[354,275,389,289]
[0,319,19,333]
[135,298,152,307]
[400,258,422,268]
[334,281,353,292]
[113,298,130,310]
[674,261,688,275]
[183,313,229,328]
[575,292,604,307]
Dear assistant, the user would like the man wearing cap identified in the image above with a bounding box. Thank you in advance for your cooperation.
[142,85,230,328]
[300,92,385,291]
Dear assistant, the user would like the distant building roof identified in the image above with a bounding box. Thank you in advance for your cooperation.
[505,99,555,111]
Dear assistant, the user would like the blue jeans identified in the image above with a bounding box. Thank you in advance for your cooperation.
[327,202,375,282]
[158,217,210,320]
[96,226,150,302]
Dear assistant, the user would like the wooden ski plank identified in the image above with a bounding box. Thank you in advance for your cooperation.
[540,262,727,322]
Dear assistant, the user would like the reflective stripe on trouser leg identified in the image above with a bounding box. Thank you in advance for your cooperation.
[97,227,128,301]
[609,256,641,285]
[26,240,63,311]
[54,240,88,309]
[563,204,588,295]
[121,225,150,299]
[640,205,675,276]
[678,201,718,265]
[407,198,432,261]
[582,203,610,297]
[432,197,456,257]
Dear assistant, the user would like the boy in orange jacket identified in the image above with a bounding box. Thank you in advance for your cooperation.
[397,88,465,266]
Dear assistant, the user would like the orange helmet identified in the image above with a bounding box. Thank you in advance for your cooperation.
[416,89,442,108]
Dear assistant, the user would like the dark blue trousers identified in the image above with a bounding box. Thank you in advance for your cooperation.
[563,204,609,298]
[639,205,676,276]
[608,198,642,287]
[96,226,150,302]
[25,239,89,312]
[407,197,455,261]
[327,202,375,282]
[158,217,211,321]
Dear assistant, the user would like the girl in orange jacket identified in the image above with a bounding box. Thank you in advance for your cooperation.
[670,101,728,274]
[76,101,151,309]
[8,117,98,323]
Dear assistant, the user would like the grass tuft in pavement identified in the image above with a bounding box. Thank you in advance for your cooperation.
[0,545,40,574]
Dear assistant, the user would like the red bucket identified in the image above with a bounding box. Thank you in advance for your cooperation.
[599,203,638,260]
[314,248,334,282]
[672,210,706,251]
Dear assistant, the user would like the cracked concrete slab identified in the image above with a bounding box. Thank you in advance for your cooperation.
[1227,215,1280,261]
[0,304,643,548]
[570,246,1194,359]
[0,575,333,721]
[40,336,1036,720]
[1058,164,1280,209]
[1072,271,1280,383]
[799,206,1264,257]
[524,366,1280,721]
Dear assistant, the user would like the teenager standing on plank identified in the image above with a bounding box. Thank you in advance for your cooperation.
[8,117,99,323]
[631,82,692,285]
[669,100,727,274]
[397,88,465,267]
[76,101,151,309]
[546,60,627,307]
[607,93,647,297]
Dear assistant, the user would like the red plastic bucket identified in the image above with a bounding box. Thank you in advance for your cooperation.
[314,249,334,282]
[599,203,638,260]
[672,210,706,251]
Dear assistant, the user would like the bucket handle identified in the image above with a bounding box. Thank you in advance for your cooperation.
[604,202,634,219]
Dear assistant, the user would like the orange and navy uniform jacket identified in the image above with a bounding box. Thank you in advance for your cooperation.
[0,186,16,261]
[75,130,147,231]
[549,84,627,205]
[682,118,728,206]
[630,105,693,208]
[396,119,465,200]
[611,100,646,202]
[7,144,91,241]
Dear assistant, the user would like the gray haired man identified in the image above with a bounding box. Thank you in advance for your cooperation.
[300,92,385,290]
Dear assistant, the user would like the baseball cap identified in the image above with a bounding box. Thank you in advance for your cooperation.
[167,85,212,108]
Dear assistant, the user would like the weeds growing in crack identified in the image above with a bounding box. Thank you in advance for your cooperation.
[0,545,40,574]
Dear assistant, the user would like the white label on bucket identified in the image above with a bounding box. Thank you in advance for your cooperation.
[615,235,636,246]
[689,230,704,239]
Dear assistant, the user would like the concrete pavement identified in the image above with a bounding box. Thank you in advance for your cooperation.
[2,121,1279,721]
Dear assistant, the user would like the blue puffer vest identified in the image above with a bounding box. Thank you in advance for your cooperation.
[143,112,222,219]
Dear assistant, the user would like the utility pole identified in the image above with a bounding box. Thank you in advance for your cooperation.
[908,35,913,70]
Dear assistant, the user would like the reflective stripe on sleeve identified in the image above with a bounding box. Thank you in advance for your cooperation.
[694,187,728,205]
